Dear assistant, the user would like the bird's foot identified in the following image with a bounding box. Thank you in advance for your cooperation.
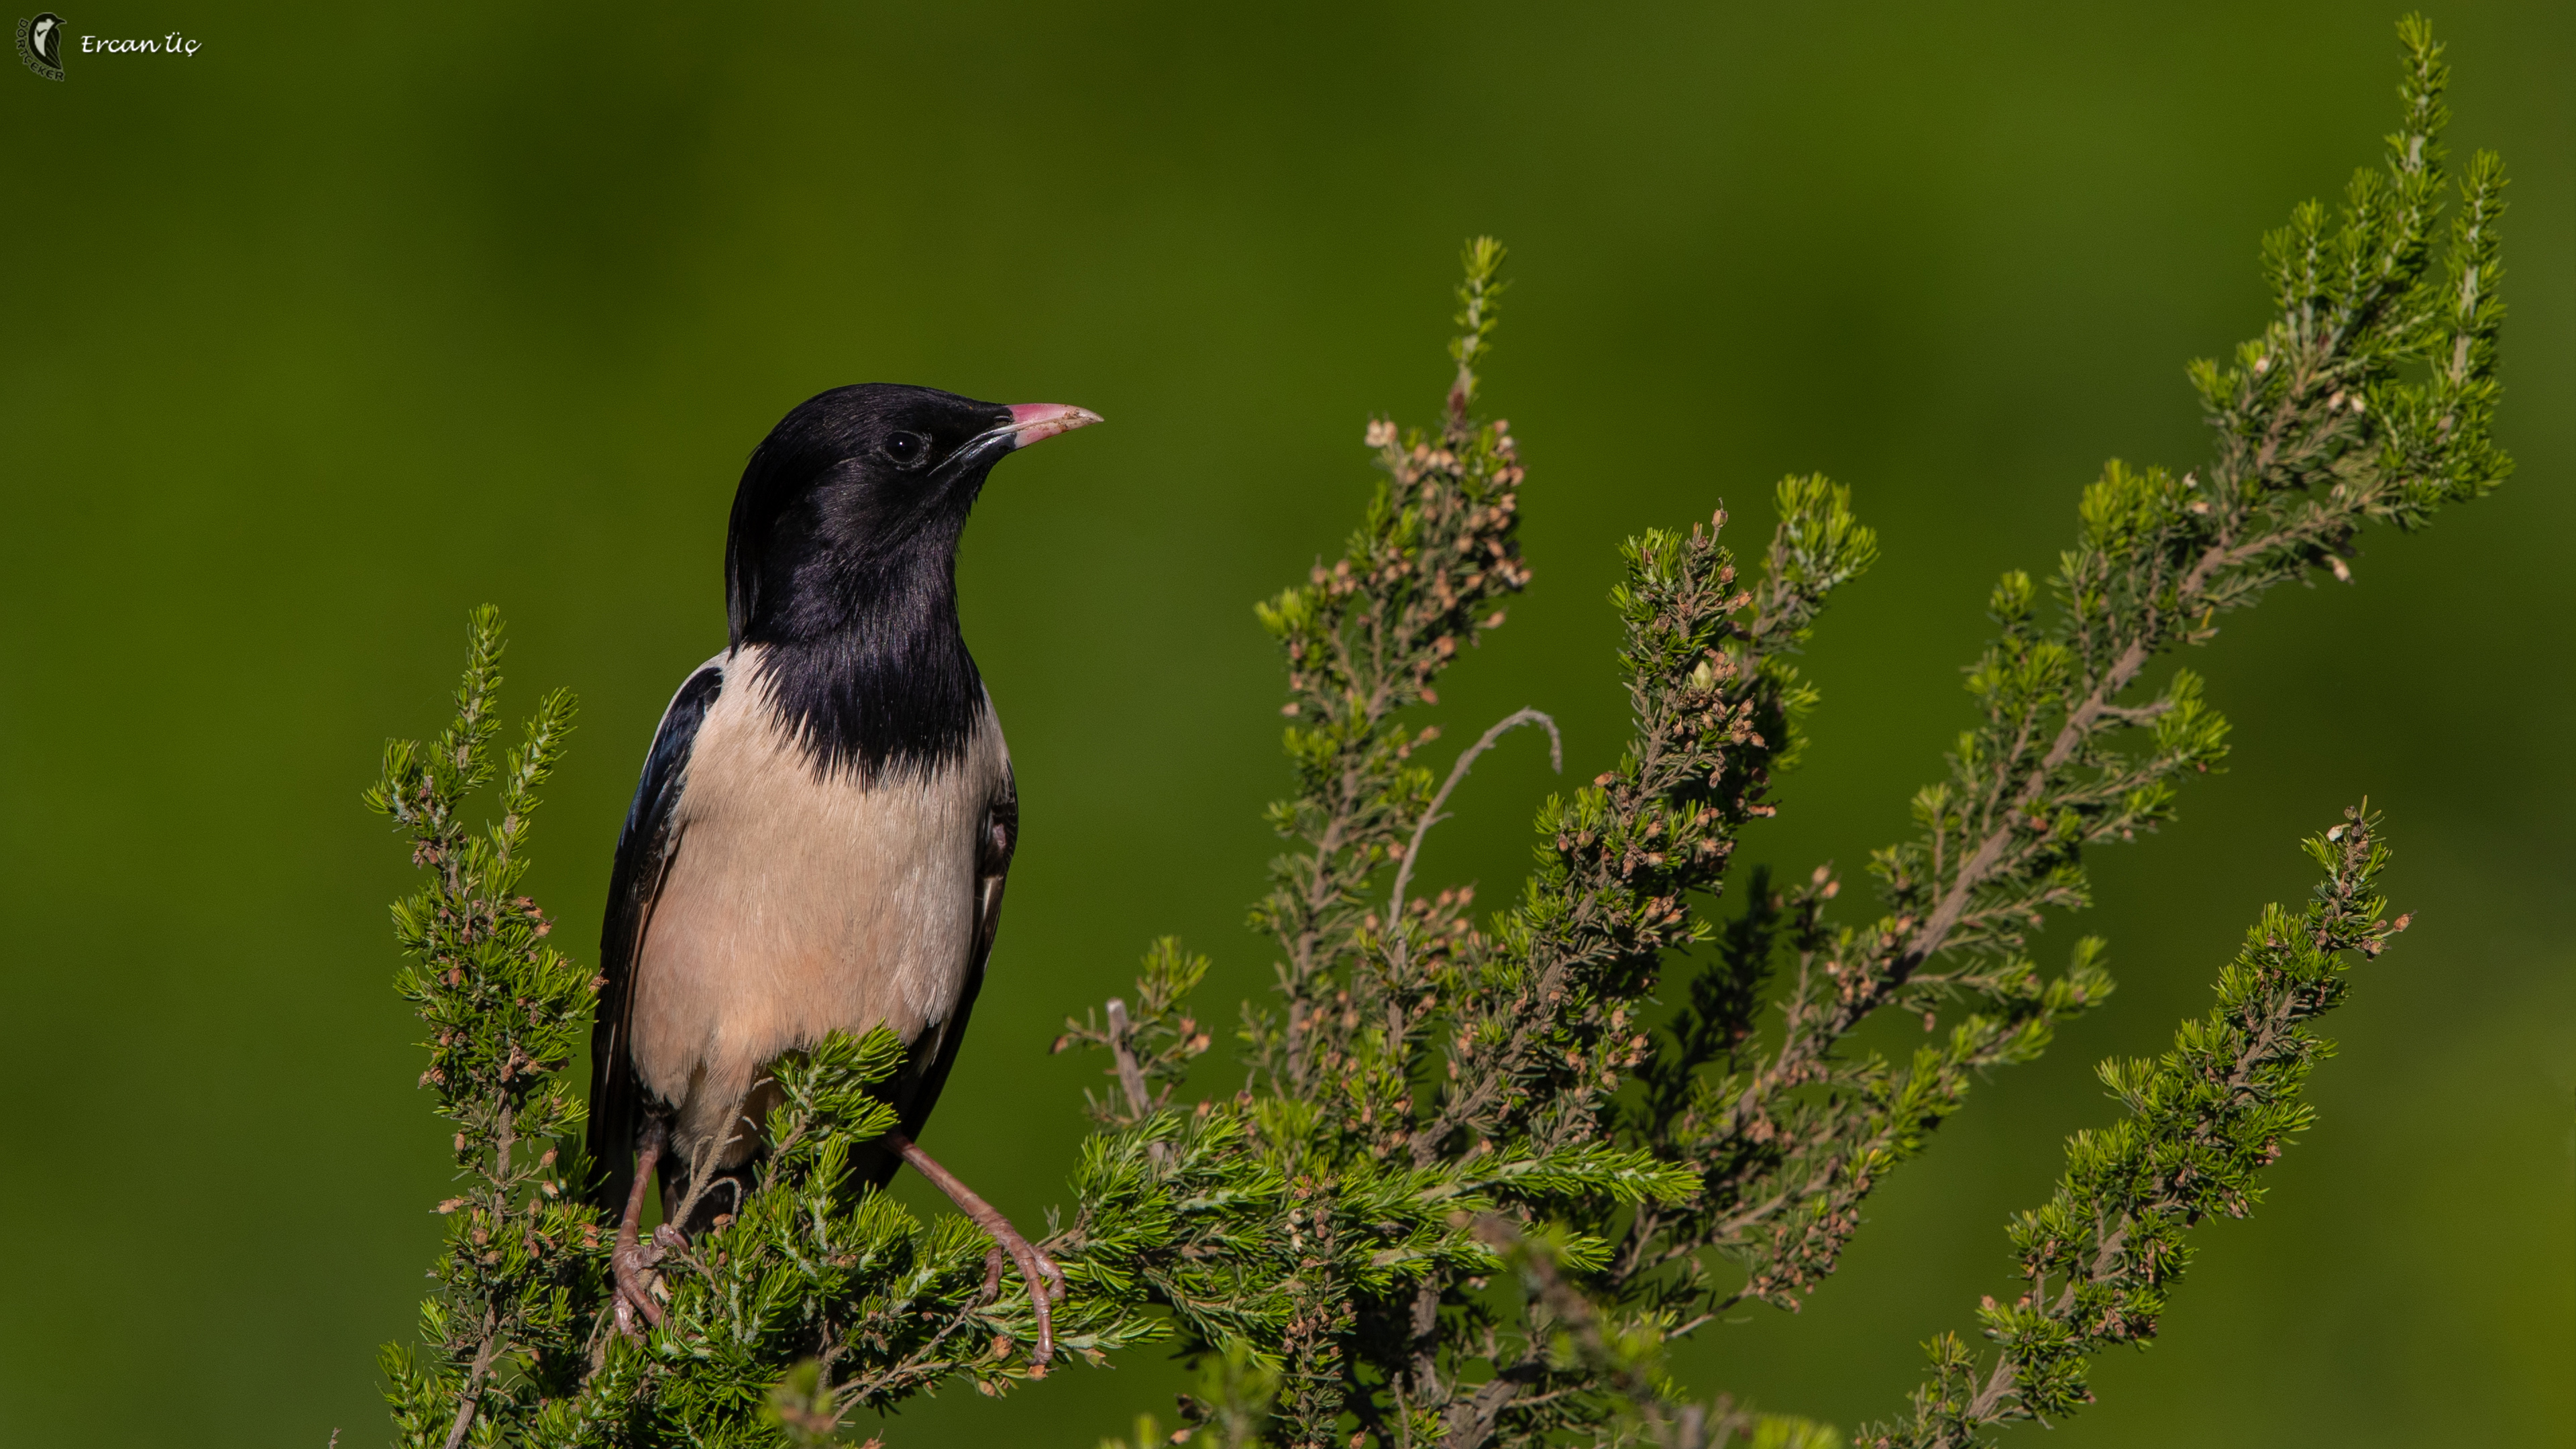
[611,1236,667,1336]
[612,1120,672,1337]
[881,1130,1067,1366]
[979,1233,1068,1361]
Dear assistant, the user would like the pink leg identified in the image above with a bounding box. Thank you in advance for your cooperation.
[612,1118,669,1336]
[879,1129,1067,1364]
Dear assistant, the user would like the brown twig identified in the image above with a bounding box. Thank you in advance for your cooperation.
[439,1328,499,1449]
[1105,999,1152,1118]
[1390,707,1560,925]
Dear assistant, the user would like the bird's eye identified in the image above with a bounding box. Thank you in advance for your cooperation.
[882,431,929,468]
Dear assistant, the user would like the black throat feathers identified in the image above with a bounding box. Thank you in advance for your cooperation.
[741,544,987,784]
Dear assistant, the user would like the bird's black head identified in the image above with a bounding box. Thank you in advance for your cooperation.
[720,382,1098,781]
[724,383,1099,648]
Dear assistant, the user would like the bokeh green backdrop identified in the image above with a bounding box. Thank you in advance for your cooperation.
[3,2,2567,1444]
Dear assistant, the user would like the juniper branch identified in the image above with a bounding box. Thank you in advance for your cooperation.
[365,608,599,1448]
[1861,808,2407,1448]
[1688,17,2507,1313]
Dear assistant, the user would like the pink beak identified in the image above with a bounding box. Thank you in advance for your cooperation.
[1008,402,1104,448]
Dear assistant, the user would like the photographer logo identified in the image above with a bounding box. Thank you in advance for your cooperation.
[17,11,64,79]
[17,15,203,76]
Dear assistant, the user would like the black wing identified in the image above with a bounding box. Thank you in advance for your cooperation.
[584,660,724,1215]
[857,762,1019,1189]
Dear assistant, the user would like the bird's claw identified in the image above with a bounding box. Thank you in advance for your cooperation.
[612,1120,674,1338]
[979,1235,1067,1368]
[612,1234,667,1335]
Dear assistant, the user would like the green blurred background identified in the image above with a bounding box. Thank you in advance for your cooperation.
[2,2,2567,1444]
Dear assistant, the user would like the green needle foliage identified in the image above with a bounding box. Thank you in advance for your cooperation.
[364,19,2504,1447]
[1861,810,2408,1448]
[366,608,597,1448]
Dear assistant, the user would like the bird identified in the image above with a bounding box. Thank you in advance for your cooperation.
[584,383,1099,1358]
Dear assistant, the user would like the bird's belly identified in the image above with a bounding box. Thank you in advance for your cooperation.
[629,678,1004,1164]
